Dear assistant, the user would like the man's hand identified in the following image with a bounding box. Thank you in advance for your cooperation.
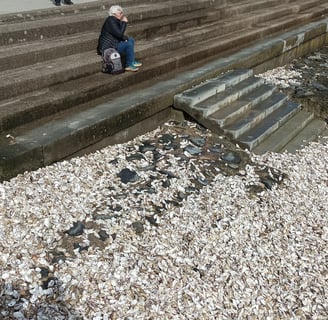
[122,15,128,23]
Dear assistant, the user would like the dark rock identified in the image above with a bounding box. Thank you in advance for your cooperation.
[209,144,222,153]
[184,145,202,155]
[98,230,110,241]
[153,151,163,161]
[145,215,159,227]
[73,243,89,252]
[294,88,314,98]
[132,221,144,234]
[178,191,187,199]
[164,143,179,150]
[185,186,198,193]
[159,134,175,144]
[139,164,156,171]
[41,276,59,290]
[189,137,206,147]
[228,163,240,169]
[312,82,328,91]
[139,142,156,153]
[126,153,146,161]
[117,168,139,184]
[109,204,123,212]
[51,252,66,264]
[138,186,156,194]
[39,267,49,279]
[162,180,171,188]
[65,221,85,236]
[109,159,118,165]
[159,170,178,179]
[221,151,241,164]
[196,177,209,186]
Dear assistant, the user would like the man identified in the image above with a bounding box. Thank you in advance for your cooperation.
[97,5,142,72]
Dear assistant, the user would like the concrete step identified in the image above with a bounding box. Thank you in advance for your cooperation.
[253,110,316,153]
[208,84,277,127]
[190,77,265,118]
[223,91,290,139]
[0,0,168,24]
[237,99,301,149]
[0,0,222,45]
[174,69,310,152]
[0,0,299,72]
[173,69,253,110]
[0,32,98,72]
[0,0,326,99]
[278,117,327,153]
[1,5,326,132]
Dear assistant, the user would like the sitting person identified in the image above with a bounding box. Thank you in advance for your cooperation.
[97,5,142,72]
[54,0,74,5]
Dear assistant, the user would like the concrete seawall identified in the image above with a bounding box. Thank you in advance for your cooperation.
[0,0,328,181]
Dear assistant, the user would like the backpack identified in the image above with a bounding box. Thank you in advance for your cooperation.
[102,48,124,75]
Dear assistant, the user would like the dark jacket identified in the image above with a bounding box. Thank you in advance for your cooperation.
[97,16,128,55]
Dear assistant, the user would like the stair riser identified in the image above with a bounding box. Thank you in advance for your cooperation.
[217,0,292,19]
[224,97,287,139]
[0,60,100,101]
[1,8,325,107]
[242,105,301,150]
[0,0,221,46]
[252,110,316,154]
[292,0,327,13]
[210,87,276,126]
[174,70,253,109]
[0,4,296,72]
[0,18,103,46]
[0,38,97,72]
[194,80,264,118]
[0,0,169,24]
[0,58,180,132]
[1,31,253,100]
[275,115,314,152]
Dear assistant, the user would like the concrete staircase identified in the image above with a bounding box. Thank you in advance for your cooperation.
[1,0,328,180]
[174,69,327,153]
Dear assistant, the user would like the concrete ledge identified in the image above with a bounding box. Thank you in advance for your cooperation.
[1,17,328,181]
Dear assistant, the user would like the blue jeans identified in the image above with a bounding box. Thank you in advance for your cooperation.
[117,38,135,67]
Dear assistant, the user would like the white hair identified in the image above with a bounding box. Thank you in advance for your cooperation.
[109,5,123,16]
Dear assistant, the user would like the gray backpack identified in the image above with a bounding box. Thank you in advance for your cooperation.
[102,48,124,75]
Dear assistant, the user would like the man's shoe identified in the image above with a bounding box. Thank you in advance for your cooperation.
[132,61,142,67]
[125,65,139,72]
[63,0,74,4]
[54,0,61,5]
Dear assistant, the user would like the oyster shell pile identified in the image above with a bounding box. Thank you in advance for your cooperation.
[0,118,327,319]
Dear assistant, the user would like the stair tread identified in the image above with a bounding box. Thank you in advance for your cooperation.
[223,90,287,133]
[209,84,276,125]
[192,77,264,115]
[0,9,325,130]
[279,117,327,153]
[238,100,301,148]
[0,11,303,101]
[1,1,324,96]
[253,109,315,153]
